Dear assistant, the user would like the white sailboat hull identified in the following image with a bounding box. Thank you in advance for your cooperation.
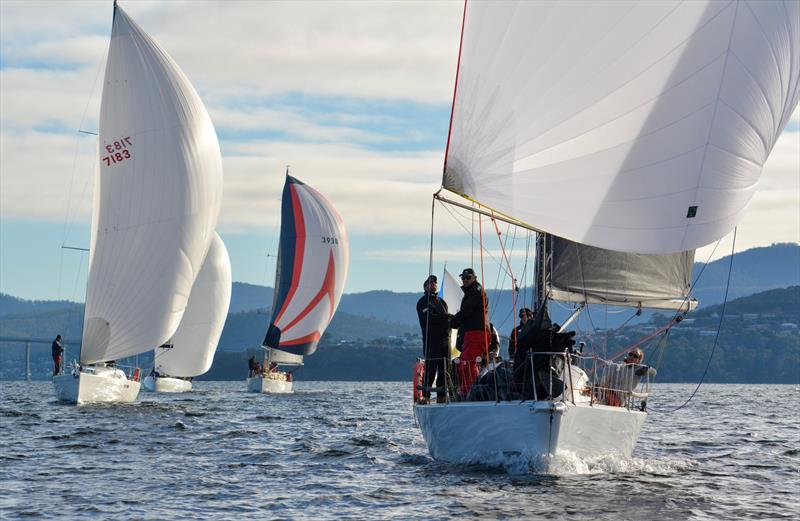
[414,401,646,464]
[53,367,141,405]
[142,375,192,393]
[246,376,293,394]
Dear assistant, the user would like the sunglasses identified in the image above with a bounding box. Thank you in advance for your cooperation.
[460,275,473,280]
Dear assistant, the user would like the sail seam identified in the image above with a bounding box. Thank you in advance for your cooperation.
[680,0,741,250]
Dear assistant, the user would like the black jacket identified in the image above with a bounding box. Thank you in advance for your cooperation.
[508,323,524,359]
[416,292,450,355]
[51,339,63,358]
[450,282,487,332]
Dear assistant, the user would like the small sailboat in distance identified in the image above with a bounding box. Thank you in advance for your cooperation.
[415,0,800,465]
[54,1,222,404]
[247,173,349,393]
[143,233,232,393]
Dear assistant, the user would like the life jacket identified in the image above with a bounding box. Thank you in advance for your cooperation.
[413,359,425,403]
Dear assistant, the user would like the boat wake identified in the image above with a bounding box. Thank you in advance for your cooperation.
[474,450,696,477]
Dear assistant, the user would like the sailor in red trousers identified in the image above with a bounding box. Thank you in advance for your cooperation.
[449,268,489,398]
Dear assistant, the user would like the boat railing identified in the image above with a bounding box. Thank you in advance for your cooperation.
[414,350,653,411]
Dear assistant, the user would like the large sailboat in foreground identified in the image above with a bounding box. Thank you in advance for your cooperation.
[54,2,223,404]
[143,233,231,393]
[415,0,800,464]
[247,175,349,394]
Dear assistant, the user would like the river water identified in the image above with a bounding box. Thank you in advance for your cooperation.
[0,381,797,520]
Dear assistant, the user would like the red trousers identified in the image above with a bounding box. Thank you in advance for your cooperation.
[457,330,488,397]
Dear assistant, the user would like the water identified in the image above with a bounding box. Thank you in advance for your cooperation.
[1,382,797,520]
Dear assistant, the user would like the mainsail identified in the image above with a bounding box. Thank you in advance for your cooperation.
[155,233,232,377]
[443,0,800,255]
[80,4,223,364]
[263,176,349,358]
[547,235,697,311]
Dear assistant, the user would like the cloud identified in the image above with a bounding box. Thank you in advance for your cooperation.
[1,0,797,254]
[218,140,443,234]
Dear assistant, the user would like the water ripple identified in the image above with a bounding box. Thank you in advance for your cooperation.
[0,382,797,520]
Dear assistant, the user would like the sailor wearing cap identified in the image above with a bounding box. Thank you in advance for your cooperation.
[416,275,450,403]
[449,268,489,397]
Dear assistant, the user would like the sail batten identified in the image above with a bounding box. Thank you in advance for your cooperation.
[80,5,222,364]
[444,0,800,255]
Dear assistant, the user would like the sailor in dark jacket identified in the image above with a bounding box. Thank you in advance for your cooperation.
[508,307,532,359]
[449,269,488,356]
[51,334,63,376]
[448,268,489,398]
[416,275,450,402]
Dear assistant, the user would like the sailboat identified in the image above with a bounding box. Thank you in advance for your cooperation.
[143,233,232,393]
[415,0,800,464]
[247,174,349,394]
[54,2,223,404]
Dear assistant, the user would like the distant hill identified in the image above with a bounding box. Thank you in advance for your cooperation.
[691,243,800,306]
[229,282,273,314]
[3,286,797,383]
[0,294,76,317]
[0,301,416,353]
[217,308,417,351]
[226,243,800,329]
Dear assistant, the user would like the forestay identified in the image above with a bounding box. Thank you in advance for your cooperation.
[443,0,800,254]
[263,176,349,357]
[547,235,696,311]
[81,4,223,364]
[155,234,232,377]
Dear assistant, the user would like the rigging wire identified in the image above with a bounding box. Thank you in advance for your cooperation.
[437,200,512,276]
[650,227,738,414]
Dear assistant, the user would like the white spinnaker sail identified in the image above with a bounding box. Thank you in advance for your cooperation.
[155,233,232,377]
[81,5,223,364]
[443,0,800,254]
[263,176,350,357]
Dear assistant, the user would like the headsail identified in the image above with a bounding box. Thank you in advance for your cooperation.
[263,176,349,357]
[443,0,800,254]
[155,233,232,377]
[81,4,223,363]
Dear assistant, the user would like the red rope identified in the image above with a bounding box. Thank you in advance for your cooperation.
[442,0,468,176]
[491,217,518,349]
[605,317,679,362]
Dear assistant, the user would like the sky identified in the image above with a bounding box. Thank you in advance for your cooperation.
[1,0,798,303]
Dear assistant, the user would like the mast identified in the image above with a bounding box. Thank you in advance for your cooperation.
[534,233,546,312]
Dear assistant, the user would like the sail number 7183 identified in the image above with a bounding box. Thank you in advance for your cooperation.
[102,136,133,166]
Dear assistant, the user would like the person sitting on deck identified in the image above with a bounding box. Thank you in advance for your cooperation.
[597,348,657,407]
[513,306,576,400]
[268,361,279,373]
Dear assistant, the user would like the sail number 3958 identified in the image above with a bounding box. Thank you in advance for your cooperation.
[102,136,133,167]
[321,236,339,245]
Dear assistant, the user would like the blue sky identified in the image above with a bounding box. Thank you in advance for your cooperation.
[1,1,798,302]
